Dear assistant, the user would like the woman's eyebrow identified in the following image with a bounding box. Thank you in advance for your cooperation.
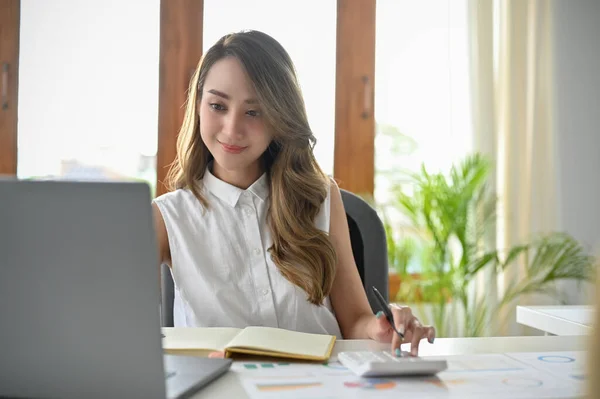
[206,89,257,104]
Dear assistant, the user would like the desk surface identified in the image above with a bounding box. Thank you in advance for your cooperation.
[189,334,589,399]
[517,305,594,336]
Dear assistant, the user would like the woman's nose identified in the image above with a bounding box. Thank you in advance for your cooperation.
[222,113,244,139]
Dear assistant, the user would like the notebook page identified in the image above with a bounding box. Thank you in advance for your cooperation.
[226,326,335,358]
[161,327,241,351]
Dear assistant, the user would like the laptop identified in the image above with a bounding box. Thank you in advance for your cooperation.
[0,179,232,399]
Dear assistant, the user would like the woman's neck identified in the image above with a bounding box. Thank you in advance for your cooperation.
[211,161,264,189]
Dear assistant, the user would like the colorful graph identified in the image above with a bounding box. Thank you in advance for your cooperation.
[344,379,397,390]
[255,382,322,392]
[425,378,467,388]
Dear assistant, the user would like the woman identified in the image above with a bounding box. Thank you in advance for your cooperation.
[153,30,435,357]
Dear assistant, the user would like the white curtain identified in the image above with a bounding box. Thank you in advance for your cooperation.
[468,0,557,335]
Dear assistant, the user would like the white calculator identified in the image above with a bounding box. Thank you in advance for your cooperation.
[338,351,448,377]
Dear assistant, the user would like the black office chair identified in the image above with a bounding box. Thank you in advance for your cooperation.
[340,189,389,313]
[160,263,175,327]
[160,188,389,327]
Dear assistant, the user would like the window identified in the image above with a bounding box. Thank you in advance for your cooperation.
[17,0,160,195]
[203,0,337,175]
[374,0,472,206]
[374,0,473,275]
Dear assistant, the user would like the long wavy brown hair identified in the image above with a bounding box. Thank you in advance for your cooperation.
[165,30,337,305]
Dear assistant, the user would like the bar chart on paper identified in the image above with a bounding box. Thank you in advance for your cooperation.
[234,352,586,398]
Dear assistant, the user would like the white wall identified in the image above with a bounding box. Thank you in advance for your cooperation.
[553,0,600,304]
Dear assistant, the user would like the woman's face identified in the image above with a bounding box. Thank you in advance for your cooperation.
[199,56,272,183]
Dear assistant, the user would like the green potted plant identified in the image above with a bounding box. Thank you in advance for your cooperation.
[382,153,595,337]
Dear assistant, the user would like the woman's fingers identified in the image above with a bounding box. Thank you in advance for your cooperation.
[389,305,436,356]
[389,305,410,356]
[390,324,404,356]
[208,351,226,358]
[391,304,411,337]
[406,319,436,356]
[373,311,392,339]
[426,326,436,343]
[409,320,424,356]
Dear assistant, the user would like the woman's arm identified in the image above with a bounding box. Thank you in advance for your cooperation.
[327,181,435,355]
[327,181,375,339]
[152,203,172,267]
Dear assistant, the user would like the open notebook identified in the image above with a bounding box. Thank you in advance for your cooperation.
[162,326,336,361]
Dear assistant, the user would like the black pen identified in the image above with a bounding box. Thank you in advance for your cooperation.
[371,286,404,339]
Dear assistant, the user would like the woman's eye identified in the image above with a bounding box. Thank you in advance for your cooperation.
[210,103,225,111]
[246,110,260,117]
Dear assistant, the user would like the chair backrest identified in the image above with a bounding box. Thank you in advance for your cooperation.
[340,189,389,312]
[160,188,389,327]
[161,263,175,327]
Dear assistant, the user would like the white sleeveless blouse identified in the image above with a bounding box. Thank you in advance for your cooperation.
[153,168,342,338]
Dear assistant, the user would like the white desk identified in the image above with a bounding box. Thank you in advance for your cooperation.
[189,335,588,398]
[517,305,595,336]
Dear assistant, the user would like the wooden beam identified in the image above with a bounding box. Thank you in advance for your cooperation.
[0,0,20,176]
[157,0,203,197]
[334,0,376,196]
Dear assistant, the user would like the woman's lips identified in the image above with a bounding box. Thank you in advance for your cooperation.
[219,141,247,154]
